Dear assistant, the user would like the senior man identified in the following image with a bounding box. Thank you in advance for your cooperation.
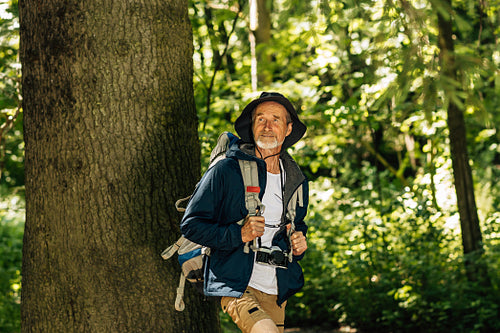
[181,92,309,333]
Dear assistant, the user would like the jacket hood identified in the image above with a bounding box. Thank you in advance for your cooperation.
[226,140,258,161]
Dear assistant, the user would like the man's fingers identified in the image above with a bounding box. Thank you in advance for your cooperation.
[248,216,265,222]
[241,217,265,242]
[251,220,265,236]
[290,231,307,255]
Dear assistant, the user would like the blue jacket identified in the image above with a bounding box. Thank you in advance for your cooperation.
[180,140,309,306]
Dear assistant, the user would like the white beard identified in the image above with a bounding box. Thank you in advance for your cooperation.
[255,137,283,150]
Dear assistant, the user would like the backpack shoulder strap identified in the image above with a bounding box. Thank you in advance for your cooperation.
[286,184,303,226]
[238,159,262,253]
[238,159,261,215]
[286,184,303,261]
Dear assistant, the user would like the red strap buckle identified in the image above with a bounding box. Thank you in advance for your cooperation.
[246,186,260,193]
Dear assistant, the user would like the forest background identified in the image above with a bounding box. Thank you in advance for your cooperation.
[1,0,499,332]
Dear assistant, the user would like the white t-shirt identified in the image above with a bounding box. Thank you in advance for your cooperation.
[248,171,283,295]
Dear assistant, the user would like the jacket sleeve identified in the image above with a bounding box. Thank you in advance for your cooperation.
[180,160,245,251]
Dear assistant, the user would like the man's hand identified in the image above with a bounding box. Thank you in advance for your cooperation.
[287,224,307,256]
[241,216,265,243]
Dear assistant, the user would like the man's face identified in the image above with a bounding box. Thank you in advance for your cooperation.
[252,102,293,150]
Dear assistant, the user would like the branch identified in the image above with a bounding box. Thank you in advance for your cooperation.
[360,140,409,187]
[202,1,244,130]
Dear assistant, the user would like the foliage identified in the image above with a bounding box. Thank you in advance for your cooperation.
[193,0,500,332]
[287,175,500,332]
[1,0,499,331]
[0,186,23,333]
[0,0,22,187]
[0,1,22,331]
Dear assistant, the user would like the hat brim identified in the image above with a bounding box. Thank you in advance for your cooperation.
[235,95,306,149]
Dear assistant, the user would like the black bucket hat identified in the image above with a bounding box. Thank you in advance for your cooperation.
[235,92,307,149]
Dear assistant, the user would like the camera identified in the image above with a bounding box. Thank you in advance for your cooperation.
[255,246,289,268]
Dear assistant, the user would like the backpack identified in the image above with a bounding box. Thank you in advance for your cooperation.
[161,132,262,311]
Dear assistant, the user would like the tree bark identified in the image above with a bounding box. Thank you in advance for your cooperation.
[436,0,485,280]
[20,0,220,331]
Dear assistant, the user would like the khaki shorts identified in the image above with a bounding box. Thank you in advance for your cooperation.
[221,287,287,333]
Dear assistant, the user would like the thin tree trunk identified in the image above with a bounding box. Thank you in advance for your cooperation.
[249,0,271,89]
[20,0,220,331]
[436,0,486,282]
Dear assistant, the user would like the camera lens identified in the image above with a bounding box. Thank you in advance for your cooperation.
[270,250,286,265]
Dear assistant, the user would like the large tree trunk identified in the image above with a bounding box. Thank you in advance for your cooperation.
[20,0,220,331]
[436,0,486,282]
